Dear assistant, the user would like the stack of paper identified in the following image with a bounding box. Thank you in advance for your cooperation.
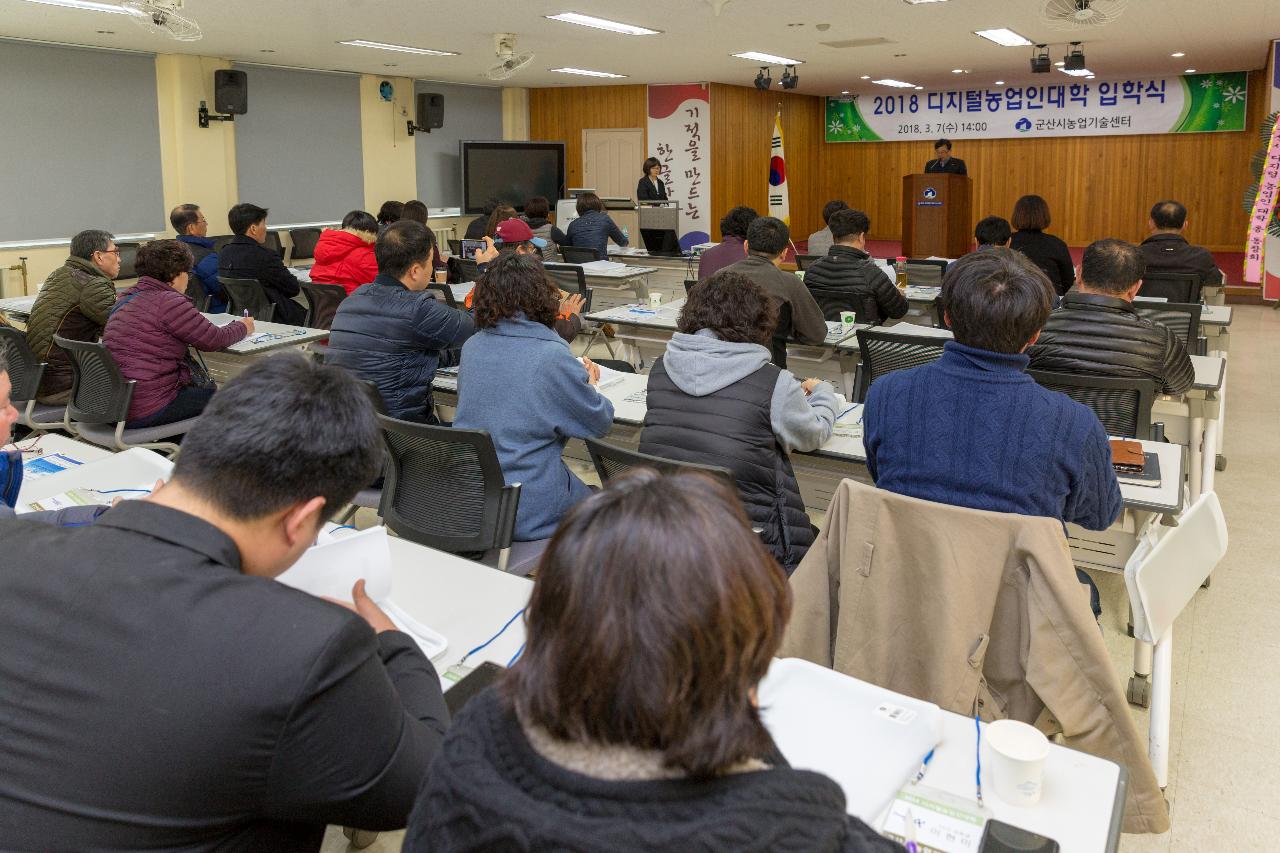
[579,260,630,275]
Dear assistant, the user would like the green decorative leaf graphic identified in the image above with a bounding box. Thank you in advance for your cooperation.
[1174,72,1247,133]
[825,98,881,142]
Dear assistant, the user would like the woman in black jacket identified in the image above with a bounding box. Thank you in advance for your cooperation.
[405,470,899,853]
[638,156,677,252]
[1009,194,1075,295]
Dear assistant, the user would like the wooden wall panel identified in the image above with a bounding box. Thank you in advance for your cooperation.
[528,85,648,192]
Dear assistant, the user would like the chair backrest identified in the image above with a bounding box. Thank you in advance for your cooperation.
[1132,301,1202,353]
[218,276,276,321]
[447,239,462,256]
[1138,273,1201,304]
[300,281,347,329]
[0,326,44,403]
[1026,369,1156,439]
[905,258,947,287]
[376,414,520,556]
[210,234,236,253]
[189,291,211,313]
[585,437,737,490]
[795,253,822,271]
[770,301,793,369]
[561,245,602,264]
[458,258,480,284]
[853,328,948,402]
[683,278,699,296]
[263,230,286,260]
[115,242,141,280]
[543,262,588,295]
[288,227,323,261]
[932,299,949,330]
[52,335,133,425]
[1129,491,1227,642]
[426,283,457,309]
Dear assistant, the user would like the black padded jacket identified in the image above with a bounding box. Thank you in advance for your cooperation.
[802,245,909,325]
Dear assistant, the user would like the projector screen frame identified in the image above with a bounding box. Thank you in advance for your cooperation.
[460,140,567,215]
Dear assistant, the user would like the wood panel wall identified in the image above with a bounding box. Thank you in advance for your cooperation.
[529,85,647,191]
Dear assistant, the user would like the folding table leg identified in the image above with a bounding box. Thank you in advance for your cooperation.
[1150,629,1173,789]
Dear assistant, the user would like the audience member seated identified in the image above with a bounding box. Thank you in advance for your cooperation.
[863,249,1120,616]
[485,202,519,239]
[520,195,567,259]
[725,216,827,361]
[1139,199,1224,286]
[25,228,120,405]
[376,199,404,234]
[565,192,627,256]
[1009,194,1075,296]
[974,215,1012,249]
[104,240,252,427]
[477,220,585,343]
[310,210,380,295]
[802,209,909,324]
[217,203,306,325]
[0,353,449,848]
[404,469,897,853]
[1029,238,1195,395]
[326,222,475,423]
[697,204,757,281]
[398,200,446,271]
[464,197,501,240]
[639,271,835,572]
[805,199,848,257]
[453,253,613,541]
[171,203,225,313]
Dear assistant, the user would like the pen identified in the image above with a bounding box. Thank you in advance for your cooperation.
[904,808,919,853]
[912,748,935,784]
[242,309,250,318]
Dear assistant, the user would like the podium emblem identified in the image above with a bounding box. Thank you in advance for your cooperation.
[922,187,937,199]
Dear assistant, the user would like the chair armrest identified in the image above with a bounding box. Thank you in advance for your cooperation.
[493,483,522,551]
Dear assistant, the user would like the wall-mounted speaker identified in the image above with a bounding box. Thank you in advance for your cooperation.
[417,92,444,129]
[214,69,248,115]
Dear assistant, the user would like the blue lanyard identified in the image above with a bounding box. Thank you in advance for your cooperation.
[459,607,526,667]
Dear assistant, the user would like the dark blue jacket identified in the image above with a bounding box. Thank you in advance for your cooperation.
[564,210,627,257]
[863,341,1121,532]
[325,274,475,423]
[176,235,225,313]
[217,235,305,325]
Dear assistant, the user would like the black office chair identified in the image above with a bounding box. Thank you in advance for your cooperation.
[218,277,276,322]
[458,258,480,283]
[1138,273,1202,305]
[53,336,197,455]
[447,239,462,257]
[770,302,794,369]
[426,283,458,309]
[585,438,736,489]
[932,300,950,330]
[300,281,347,329]
[210,234,236,253]
[0,326,64,431]
[795,254,823,271]
[852,327,948,403]
[905,258,948,287]
[376,415,546,575]
[561,245,602,264]
[115,242,141,280]
[684,278,699,295]
[1026,370,1158,440]
[1133,301,1203,355]
[288,227,323,262]
[543,262,588,296]
[263,230,286,260]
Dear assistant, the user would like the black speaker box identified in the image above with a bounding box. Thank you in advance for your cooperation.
[214,69,249,115]
[417,92,444,129]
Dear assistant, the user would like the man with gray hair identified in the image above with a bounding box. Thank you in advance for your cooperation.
[25,229,120,404]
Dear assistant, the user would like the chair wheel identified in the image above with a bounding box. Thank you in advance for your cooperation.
[1127,676,1151,708]
[343,827,379,849]
[1216,454,1227,471]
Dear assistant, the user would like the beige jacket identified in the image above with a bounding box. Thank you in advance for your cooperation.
[780,479,1168,835]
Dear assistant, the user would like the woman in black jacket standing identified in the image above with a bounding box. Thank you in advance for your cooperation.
[1009,194,1075,295]
[637,156,676,252]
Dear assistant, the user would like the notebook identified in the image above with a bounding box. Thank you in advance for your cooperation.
[1116,452,1162,488]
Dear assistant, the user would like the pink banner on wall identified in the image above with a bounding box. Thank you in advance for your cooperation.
[1266,40,1280,300]
[647,83,711,250]
[1244,118,1280,284]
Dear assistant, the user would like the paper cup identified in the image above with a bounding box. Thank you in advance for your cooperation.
[985,719,1049,806]
[840,310,856,325]
[649,292,663,308]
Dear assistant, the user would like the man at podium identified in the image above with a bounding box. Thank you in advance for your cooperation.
[924,138,967,176]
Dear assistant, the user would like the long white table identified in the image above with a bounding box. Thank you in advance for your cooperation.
[199,313,329,382]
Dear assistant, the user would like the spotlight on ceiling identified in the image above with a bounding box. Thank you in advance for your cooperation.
[1063,42,1086,71]
[754,66,772,90]
[780,65,799,89]
[1030,44,1051,74]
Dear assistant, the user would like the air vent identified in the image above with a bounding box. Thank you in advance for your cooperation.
[820,37,894,49]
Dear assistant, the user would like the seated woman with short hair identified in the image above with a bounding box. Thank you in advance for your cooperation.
[103,239,252,427]
[404,469,897,852]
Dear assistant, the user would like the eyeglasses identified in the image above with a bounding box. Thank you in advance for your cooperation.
[98,249,121,256]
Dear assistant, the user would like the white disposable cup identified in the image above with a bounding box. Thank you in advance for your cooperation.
[840,310,857,325]
[985,719,1050,806]
[649,292,663,308]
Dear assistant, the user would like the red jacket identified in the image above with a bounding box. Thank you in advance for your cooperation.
[310,230,379,295]
[103,277,249,421]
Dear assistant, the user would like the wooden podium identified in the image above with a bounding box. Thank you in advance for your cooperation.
[901,173,972,258]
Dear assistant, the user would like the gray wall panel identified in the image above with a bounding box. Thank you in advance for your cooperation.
[412,81,502,209]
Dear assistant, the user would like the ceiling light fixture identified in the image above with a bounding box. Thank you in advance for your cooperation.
[545,12,660,36]
[780,65,800,89]
[1063,42,1086,71]
[873,79,918,88]
[1185,68,1197,73]
[951,68,966,74]
[1171,52,1185,58]
[754,67,772,90]
[841,90,850,94]
[974,28,1033,47]
[903,0,949,4]
[733,51,804,65]
[860,75,871,79]
[995,80,1006,85]
[1030,44,1051,74]
[1058,68,1093,77]
[338,40,457,56]
[21,0,137,14]
[551,67,627,78]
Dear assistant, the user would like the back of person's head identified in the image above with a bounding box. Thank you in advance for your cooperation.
[1081,238,1146,295]
[486,204,518,238]
[341,210,378,237]
[169,204,202,235]
[69,229,115,261]
[829,208,871,242]
[375,220,435,279]
[719,205,758,240]
[399,200,429,225]
[575,192,604,216]
[228,203,268,236]
[169,352,381,522]
[135,239,193,284]
[821,199,849,225]
[507,468,790,779]
[974,215,1012,247]
[1150,200,1188,230]
[376,200,404,225]
[482,197,502,217]
[523,195,551,220]
[677,269,777,345]
[472,252,558,329]
[745,216,790,258]
[1010,194,1051,231]
[941,247,1053,354]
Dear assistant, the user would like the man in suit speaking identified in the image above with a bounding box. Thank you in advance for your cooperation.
[924,138,968,176]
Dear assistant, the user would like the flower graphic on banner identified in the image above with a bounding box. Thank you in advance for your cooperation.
[828,118,845,135]
[1223,85,1247,104]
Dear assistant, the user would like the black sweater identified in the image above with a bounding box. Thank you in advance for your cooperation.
[404,688,902,853]
[1010,229,1075,295]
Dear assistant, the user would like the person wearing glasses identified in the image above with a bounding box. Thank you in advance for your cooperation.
[25,229,122,406]
[171,203,226,313]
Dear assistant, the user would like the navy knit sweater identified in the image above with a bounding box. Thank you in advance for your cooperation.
[864,341,1121,531]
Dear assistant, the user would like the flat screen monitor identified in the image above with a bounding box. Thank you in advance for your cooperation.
[461,141,565,215]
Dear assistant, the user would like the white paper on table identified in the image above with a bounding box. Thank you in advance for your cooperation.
[24,482,154,513]
[275,526,448,660]
[204,313,239,327]
[582,358,627,391]
[578,260,629,274]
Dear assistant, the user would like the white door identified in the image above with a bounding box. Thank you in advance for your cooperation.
[583,128,644,200]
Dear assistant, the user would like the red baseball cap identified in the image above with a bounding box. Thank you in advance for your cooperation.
[495,218,548,248]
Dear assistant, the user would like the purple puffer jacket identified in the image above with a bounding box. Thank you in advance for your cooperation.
[103,276,249,421]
